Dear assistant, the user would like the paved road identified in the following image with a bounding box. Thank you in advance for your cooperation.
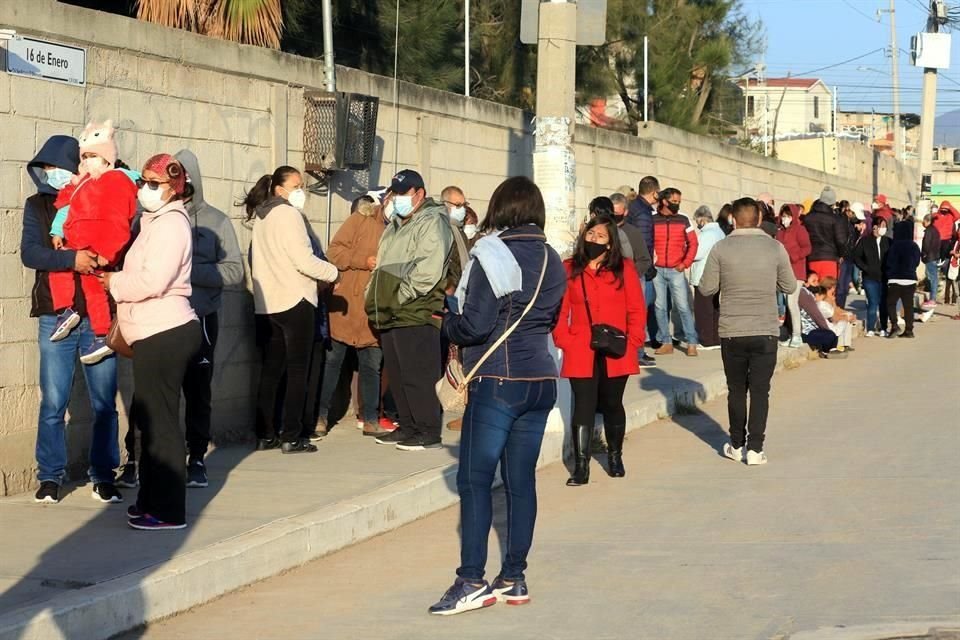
[126,319,960,640]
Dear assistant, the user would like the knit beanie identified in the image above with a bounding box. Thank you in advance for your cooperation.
[819,185,837,207]
[78,120,118,166]
[142,153,187,197]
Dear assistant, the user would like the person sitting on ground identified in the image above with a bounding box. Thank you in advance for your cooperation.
[799,285,841,358]
[817,276,856,353]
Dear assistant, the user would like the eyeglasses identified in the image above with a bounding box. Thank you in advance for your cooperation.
[443,200,469,208]
[136,178,169,190]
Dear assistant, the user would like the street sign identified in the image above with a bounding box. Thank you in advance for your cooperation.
[520,0,608,46]
[4,36,86,86]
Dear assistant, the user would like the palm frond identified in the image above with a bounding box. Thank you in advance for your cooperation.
[208,0,284,49]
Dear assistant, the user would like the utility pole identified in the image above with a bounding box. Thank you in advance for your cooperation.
[918,0,946,195]
[884,0,902,161]
[321,0,336,92]
[534,0,578,255]
[464,0,471,97]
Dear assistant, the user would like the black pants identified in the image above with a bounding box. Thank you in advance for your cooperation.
[693,286,721,348]
[256,299,316,443]
[720,335,778,453]
[569,355,629,428]
[380,325,441,440]
[886,283,915,334]
[125,312,219,462]
[131,321,201,525]
[302,339,327,429]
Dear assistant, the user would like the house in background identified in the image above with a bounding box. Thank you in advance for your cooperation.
[837,110,921,159]
[738,77,834,137]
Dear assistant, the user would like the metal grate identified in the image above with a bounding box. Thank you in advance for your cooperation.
[303,91,379,172]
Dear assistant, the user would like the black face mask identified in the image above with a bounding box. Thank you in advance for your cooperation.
[612,214,626,225]
[665,202,680,214]
[584,241,608,261]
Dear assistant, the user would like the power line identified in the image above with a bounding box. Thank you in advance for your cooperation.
[841,0,884,23]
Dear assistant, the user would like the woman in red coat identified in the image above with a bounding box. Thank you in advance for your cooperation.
[553,216,646,486]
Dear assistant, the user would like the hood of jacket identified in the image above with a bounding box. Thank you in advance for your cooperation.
[27,135,80,195]
[892,220,914,243]
[939,200,958,217]
[174,149,207,215]
[255,196,288,220]
[808,200,834,217]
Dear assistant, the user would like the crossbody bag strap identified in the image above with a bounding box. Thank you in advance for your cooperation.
[460,247,550,388]
[579,273,595,327]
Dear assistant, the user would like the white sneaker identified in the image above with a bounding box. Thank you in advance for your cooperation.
[920,309,935,323]
[878,330,888,337]
[746,450,768,466]
[787,336,803,348]
[865,330,875,337]
[698,344,721,351]
[722,443,743,462]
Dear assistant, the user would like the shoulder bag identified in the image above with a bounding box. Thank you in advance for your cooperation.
[106,317,133,358]
[580,273,628,359]
[436,247,549,412]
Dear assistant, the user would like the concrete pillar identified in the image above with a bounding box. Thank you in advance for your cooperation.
[534,0,577,256]
[918,68,937,195]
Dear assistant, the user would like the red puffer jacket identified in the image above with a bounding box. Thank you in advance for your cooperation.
[55,170,138,265]
[776,218,812,280]
[553,259,646,379]
[934,201,959,242]
[651,213,698,269]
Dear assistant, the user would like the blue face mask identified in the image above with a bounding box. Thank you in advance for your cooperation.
[45,168,73,190]
[449,206,466,224]
[393,195,414,218]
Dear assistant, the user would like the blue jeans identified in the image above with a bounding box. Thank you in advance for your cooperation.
[862,278,887,332]
[36,315,119,485]
[457,378,557,582]
[317,339,382,424]
[653,267,698,346]
[926,261,939,301]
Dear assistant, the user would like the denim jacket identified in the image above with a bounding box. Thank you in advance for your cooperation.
[442,226,566,380]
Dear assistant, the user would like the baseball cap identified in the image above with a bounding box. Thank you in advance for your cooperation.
[387,169,425,194]
[366,186,388,203]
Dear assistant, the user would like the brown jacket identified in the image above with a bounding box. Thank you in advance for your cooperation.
[326,208,385,347]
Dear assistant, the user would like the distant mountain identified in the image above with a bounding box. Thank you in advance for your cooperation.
[936,109,960,147]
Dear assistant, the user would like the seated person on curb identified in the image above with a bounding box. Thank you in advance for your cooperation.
[799,284,844,358]
[817,276,856,353]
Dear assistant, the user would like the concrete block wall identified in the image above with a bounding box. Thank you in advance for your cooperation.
[0,0,917,495]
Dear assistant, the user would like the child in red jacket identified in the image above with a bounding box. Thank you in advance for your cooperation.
[48,121,137,364]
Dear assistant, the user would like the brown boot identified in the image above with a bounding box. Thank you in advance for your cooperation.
[654,343,674,355]
[686,344,698,357]
[446,418,463,431]
[362,421,390,437]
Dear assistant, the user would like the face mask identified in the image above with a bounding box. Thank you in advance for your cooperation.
[382,200,395,223]
[463,224,478,239]
[45,168,73,190]
[781,217,792,228]
[876,227,886,236]
[450,206,466,224]
[394,195,414,218]
[137,184,168,212]
[286,188,307,211]
[612,214,626,225]
[584,241,607,261]
[666,202,680,214]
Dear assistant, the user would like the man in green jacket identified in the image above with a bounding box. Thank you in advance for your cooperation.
[366,170,453,450]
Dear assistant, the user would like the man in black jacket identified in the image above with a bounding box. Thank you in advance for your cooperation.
[20,136,122,505]
[803,186,849,281]
[852,219,891,335]
[921,214,942,302]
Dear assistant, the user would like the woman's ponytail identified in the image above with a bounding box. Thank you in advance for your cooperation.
[240,174,273,221]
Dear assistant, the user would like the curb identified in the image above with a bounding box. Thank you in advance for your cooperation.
[0,344,820,640]
[784,620,960,640]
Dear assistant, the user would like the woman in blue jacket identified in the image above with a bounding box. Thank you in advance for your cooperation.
[429,176,566,616]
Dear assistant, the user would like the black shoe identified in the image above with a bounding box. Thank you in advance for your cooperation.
[34,481,61,504]
[115,463,138,488]
[186,459,208,488]
[566,425,592,486]
[375,428,410,445]
[638,354,657,368]
[92,482,123,503]
[604,424,626,478]
[281,439,318,454]
[899,331,915,338]
[395,434,442,451]
[256,437,281,451]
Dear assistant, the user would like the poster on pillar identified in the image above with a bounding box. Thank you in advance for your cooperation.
[534,146,577,256]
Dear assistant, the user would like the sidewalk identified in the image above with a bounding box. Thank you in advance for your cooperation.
[0,322,839,640]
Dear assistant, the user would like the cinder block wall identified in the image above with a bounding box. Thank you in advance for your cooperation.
[0,0,917,495]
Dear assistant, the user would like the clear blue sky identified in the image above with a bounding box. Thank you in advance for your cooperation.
[739,0,960,143]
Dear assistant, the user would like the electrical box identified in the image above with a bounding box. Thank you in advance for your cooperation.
[911,32,951,69]
[304,91,379,173]
[519,0,607,46]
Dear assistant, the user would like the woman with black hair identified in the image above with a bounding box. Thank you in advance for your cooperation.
[553,216,646,486]
[244,166,340,454]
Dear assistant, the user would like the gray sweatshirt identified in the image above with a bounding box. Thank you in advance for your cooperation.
[698,228,797,338]
[175,150,244,317]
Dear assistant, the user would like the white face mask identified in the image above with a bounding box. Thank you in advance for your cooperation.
[463,224,478,239]
[283,187,306,211]
[876,226,886,236]
[450,206,466,225]
[394,195,414,218]
[382,200,395,223]
[137,185,168,212]
[781,216,792,228]
[45,168,73,190]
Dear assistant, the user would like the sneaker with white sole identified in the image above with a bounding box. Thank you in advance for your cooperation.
[722,443,743,462]
[745,450,768,465]
[920,309,935,323]
[91,482,123,503]
[50,308,81,342]
[865,330,876,337]
[878,329,889,338]
[34,481,61,504]
[491,577,530,605]
[787,336,803,348]
[428,578,496,616]
[79,337,114,365]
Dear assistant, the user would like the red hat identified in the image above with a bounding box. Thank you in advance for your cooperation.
[142,153,187,197]
[875,194,888,205]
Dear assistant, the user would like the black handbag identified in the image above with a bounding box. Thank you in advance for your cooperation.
[580,275,628,358]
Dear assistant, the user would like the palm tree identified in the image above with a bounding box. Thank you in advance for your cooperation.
[136,0,284,49]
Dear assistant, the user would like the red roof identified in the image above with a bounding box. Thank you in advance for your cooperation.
[740,78,821,89]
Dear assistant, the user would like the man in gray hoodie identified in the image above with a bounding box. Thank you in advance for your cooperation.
[699,197,797,467]
[117,150,243,489]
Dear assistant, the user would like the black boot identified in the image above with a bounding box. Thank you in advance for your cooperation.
[566,425,592,486]
[604,423,626,478]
